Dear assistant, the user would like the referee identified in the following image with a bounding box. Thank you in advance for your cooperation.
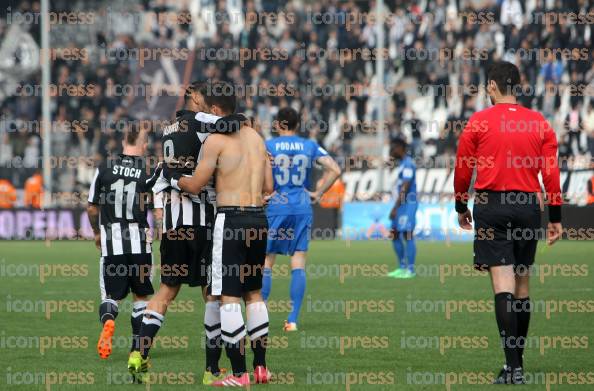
[454,61,563,384]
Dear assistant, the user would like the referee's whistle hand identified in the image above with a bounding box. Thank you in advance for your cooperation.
[457,210,473,230]
[547,222,563,246]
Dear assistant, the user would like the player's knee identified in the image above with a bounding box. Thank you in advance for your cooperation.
[204,291,220,303]
[291,252,306,269]
[133,294,151,302]
[158,283,180,303]
[264,255,275,268]
[243,290,263,304]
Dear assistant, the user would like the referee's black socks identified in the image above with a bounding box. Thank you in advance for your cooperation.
[99,299,119,323]
[494,292,520,369]
[514,297,531,367]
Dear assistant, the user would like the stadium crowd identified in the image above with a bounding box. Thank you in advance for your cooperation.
[0,0,593,206]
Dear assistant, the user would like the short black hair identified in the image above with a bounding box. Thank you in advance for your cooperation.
[487,61,520,96]
[184,81,206,105]
[390,135,407,149]
[202,81,236,114]
[276,107,300,131]
[124,126,142,146]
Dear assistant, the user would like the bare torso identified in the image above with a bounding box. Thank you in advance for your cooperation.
[214,126,266,207]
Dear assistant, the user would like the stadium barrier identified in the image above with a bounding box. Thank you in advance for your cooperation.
[0,204,592,241]
[341,202,594,241]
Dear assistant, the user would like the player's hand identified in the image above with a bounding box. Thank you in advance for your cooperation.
[457,210,473,230]
[162,160,193,182]
[263,191,275,206]
[308,190,321,203]
[94,233,101,250]
[546,222,562,245]
[266,152,274,166]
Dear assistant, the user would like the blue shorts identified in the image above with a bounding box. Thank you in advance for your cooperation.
[392,204,417,233]
[266,214,312,256]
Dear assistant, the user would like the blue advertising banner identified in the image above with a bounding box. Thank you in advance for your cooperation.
[342,201,474,241]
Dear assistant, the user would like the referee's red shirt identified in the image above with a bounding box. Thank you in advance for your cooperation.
[454,103,562,212]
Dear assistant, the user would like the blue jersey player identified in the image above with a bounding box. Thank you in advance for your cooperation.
[387,137,418,278]
[262,107,341,331]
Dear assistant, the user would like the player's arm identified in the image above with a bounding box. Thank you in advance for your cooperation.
[454,114,479,229]
[263,147,274,195]
[87,167,102,250]
[310,155,341,202]
[540,117,563,245]
[176,134,224,194]
[390,180,411,220]
[152,190,164,241]
[145,161,163,190]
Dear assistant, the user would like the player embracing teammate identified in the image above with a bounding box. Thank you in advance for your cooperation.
[168,81,274,386]
[126,82,245,385]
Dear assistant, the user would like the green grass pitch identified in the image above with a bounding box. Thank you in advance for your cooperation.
[1,240,593,390]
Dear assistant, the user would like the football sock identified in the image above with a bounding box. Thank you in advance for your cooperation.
[99,299,118,323]
[261,267,272,301]
[392,236,405,269]
[130,300,147,352]
[494,292,520,368]
[138,310,164,359]
[220,303,247,376]
[405,237,416,273]
[246,301,269,368]
[204,301,222,375]
[287,268,306,324]
[515,297,531,367]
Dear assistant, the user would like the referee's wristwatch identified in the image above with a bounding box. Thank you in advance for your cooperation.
[455,199,468,214]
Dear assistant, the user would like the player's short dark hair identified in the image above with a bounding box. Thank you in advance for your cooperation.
[276,107,300,131]
[124,126,143,146]
[487,61,520,96]
[390,135,407,149]
[202,81,236,114]
[184,81,206,104]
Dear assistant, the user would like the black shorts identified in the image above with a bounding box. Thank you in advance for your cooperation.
[473,191,542,271]
[100,253,154,301]
[160,225,211,287]
[209,206,268,297]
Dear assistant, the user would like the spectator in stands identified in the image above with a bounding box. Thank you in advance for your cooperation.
[1,0,593,200]
[565,102,586,155]
[24,170,43,209]
[0,132,12,167]
[0,178,17,209]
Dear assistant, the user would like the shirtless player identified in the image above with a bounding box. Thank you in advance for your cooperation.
[164,81,273,387]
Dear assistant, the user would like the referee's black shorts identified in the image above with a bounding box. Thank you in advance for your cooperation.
[473,191,542,271]
[160,225,211,287]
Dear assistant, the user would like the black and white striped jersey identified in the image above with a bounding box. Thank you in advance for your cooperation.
[154,110,244,230]
[88,154,156,256]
